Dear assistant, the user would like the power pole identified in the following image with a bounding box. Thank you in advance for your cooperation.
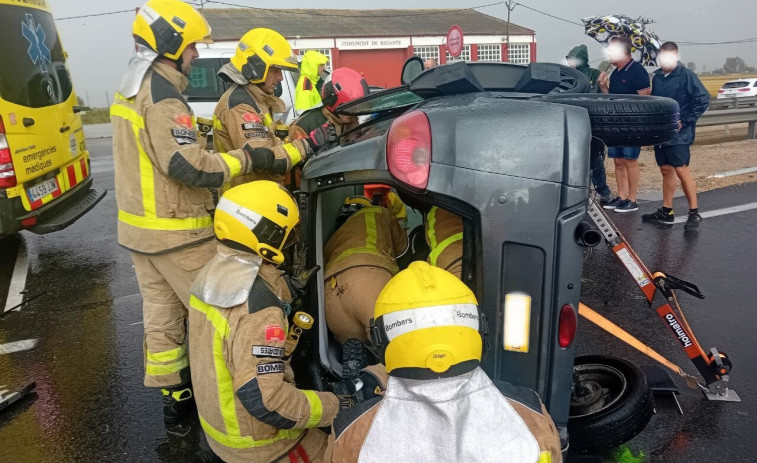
[504,1,517,61]
[105,91,110,108]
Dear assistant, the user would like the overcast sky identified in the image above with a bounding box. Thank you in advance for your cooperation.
[50,0,756,107]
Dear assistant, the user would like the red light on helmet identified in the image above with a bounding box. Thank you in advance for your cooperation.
[386,111,431,190]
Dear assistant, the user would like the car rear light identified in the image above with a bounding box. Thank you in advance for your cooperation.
[558,304,577,348]
[737,88,750,92]
[21,216,37,228]
[0,115,17,188]
[503,292,531,353]
[386,110,431,190]
[718,89,725,93]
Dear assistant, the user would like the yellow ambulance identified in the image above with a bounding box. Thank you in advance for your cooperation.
[0,0,105,237]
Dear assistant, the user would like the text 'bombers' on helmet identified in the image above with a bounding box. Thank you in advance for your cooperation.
[132,0,212,61]
[230,28,298,84]
[213,181,299,265]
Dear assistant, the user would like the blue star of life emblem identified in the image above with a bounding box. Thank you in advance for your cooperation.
[22,13,51,72]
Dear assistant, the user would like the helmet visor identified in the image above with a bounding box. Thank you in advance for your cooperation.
[252,216,288,249]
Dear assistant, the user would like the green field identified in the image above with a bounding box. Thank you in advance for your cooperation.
[81,108,110,125]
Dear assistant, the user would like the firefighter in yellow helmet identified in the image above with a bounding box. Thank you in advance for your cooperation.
[328,262,563,463]
[111,0,284,422]
[213,29,335,190]
[188,181,339,463]
[425,206,463,279]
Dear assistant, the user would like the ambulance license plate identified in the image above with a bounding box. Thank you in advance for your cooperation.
[27,178,59,202]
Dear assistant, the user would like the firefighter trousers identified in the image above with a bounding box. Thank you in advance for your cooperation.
[131,241,216,388]
[324,266,394,344]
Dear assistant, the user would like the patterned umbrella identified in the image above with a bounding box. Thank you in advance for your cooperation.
[582,14,662,66]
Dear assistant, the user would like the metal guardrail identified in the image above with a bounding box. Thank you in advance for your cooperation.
[708,96,757,110]
[697,107,757,139]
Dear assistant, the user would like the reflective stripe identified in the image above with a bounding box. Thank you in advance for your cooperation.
[283,142,302,166]
[146,345,186,363]
[539,451,552,463]
[118,210,213,231]
[109,103,144,129]
[301,390,323,427]
[428,232,463,267]
[328,209,381,267]
[213,116,223,131]
[219,153,242,178]
[145,357,189,376]
[380,303,480,341]
[190,296,304,449]
[427,206,439,248]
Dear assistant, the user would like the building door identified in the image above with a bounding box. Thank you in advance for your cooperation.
[338,49,406,88]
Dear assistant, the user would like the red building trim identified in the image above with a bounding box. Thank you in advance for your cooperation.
[529,42,537,63]
[501,43,509,63]
[439,44,448,64]
[470,44,478,61]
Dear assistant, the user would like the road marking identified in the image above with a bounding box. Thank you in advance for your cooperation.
[673,202,757,223]
[708,166,757,178]
[128,321,143,326]
[0,339,38,355]
[3,241,29,313]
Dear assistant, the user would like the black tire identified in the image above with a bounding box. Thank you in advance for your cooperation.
[543,94,680,147]
[568,355,654,453]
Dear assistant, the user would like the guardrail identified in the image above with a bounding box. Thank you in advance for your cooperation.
[708,96,757,110]
[697,107,757,139]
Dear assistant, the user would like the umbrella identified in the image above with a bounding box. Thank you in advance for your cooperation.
[582,15,662,66]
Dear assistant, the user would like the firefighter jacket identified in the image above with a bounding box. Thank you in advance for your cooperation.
[111,62,255,255]
[295,50,329,110]
[324,206,408,280]
[188,245,339,463]
[213,83,310,187]
[425,206,463,274]
[288,106,354,140]
[328,366,562,463]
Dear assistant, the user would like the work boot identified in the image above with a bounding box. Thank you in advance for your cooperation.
[684,212,702,231]
[342,338,367,380]
[642,208,674,225]
[162,386,195,423]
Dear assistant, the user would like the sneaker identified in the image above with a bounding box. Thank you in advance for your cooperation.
[599,194,613,206]
[614,200,639,213]
[642,208,674,225]
[602,196,623,210]
[684,213,702,231]
[162,386,195,423]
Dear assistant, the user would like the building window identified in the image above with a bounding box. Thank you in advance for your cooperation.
[446,45,471,63]
[508,43,531,64]
[297,49,333,72]
[477,44,501,62]
[414,46,440,64]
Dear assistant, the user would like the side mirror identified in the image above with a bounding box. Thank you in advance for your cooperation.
[401,56,425,86]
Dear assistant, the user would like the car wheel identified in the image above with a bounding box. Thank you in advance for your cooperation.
[542,94,680,146]
[568,355,654,453]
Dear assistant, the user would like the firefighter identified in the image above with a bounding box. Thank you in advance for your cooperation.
[295,50,329,110]
[188,181,339,463]
[111,0,284,422]
[425,206,463,279]
[213,28,335,189]
[323,196,408,346]
[328,262,563,463]
[288,67,369,140]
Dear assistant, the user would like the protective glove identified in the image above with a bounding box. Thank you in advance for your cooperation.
[243,145,288,175]
[328,370,383,409]
[306,123,337,151]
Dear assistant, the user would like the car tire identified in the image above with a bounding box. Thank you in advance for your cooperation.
[568,355,654,453]
[542,94,680,146]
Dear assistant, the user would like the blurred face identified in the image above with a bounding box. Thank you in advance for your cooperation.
[260,66,284,94]
[606,42,628,65]
[180,43,199,76]
[566,57,581,69]
[659,51,679,72]
[318,64,326,75]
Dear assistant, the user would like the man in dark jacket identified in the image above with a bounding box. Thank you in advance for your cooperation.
[567,45,612,204]
[644,42,710,231]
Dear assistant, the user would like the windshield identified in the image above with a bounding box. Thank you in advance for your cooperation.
[336,86,423,116]
[185,58,232,101]
[0,5,73,108]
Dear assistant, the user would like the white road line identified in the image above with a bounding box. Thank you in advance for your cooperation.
[0,339,38,355]
[3,241,29,313]
[708,166,757,178]
[673,202,757,223]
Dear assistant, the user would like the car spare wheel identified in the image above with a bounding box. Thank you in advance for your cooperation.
[568,355,654,453]
[542,94,680,147]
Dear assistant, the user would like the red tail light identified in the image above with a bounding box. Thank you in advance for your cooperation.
[386,110,432,190]
[718,89,724,93]
[558,304,577,348]
[0,116,17,188]
[737,88,750,92]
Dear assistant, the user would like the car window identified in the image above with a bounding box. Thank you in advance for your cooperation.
[185,58,230,102]
[722,81,750,89]
[336,86,423,116]
[0,5,73,108]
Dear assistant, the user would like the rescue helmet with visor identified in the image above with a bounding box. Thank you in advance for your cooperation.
[132,0,212,61]
[229,28,298,84]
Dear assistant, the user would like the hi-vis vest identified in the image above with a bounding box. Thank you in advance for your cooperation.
[111,63,248,254]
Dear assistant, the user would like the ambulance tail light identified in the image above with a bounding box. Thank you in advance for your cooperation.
[0,116,17,189]
[387,110,431,190]
[558,304,577,348]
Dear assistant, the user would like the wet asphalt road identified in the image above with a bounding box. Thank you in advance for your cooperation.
[0,135,755,462]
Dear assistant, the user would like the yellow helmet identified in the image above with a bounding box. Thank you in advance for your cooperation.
[214,181,299,265]
[371,261,484,379]
[132,0,212,61]
[230,28,298,84]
